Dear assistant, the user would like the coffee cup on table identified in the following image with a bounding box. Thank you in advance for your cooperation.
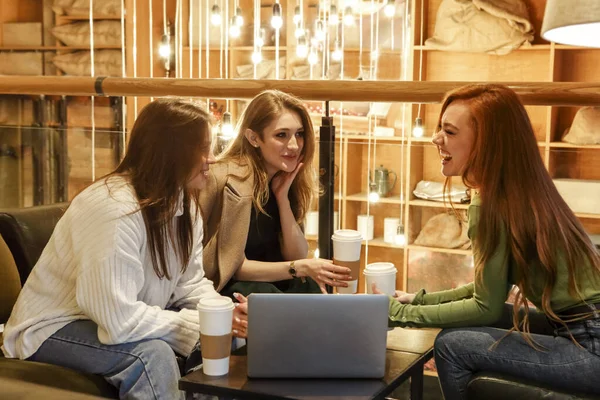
[364,262,397,296]
[331,229,363,294]
[197,297,235,376]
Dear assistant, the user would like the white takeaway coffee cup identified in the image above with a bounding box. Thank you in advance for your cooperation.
[364,262,397,296]
[197,297,235,376]
[332,229,363,294]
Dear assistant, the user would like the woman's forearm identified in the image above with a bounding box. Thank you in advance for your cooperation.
[277,198,308,260]
[234,258,294,282]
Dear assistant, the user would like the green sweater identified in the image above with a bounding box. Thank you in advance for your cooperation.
[389,194,600,328]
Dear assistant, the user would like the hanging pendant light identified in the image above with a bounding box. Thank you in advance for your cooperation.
[329,5,339,25]
[296,35,308,58]
[394,224,406,246]
[343,6,355,26]
[271,2,283,30]
[251,50,262,64]
[210,3,222,26]
[541,0,600,47]
[384,0,396,18]
[331,40,343,61]
[293,5,302,25]
[368,182,380,203]
[229,16,241,38]
[315,19,326,41]
[412,117,424,138]
[221,112,235,139]
[234,7,244,27]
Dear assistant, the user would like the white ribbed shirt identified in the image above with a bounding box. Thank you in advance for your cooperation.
[1,176,220,360]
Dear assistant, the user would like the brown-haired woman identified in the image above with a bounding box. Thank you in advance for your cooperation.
[2,99,248,399]
[201,90,352,297]
[378,84,600,398]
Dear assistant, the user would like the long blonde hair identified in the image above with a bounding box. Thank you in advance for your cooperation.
[218,90,317,222]
[440,84,600,342]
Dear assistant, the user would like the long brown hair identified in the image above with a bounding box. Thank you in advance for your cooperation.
[439,84,600,339]
[109,98,212,280]
[218,90,317,222]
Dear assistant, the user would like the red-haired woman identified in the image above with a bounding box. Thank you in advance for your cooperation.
[380,84,600,398]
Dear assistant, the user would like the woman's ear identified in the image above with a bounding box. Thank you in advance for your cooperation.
[244,129,259,148]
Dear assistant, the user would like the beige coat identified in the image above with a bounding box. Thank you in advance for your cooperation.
[200,162,255,291]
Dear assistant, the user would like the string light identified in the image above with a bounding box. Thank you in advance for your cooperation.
[229,16,241,38]
[343,6,355,26]
[221,112,234,139]
[251,50,262,64]
[256,28,265,47]
[384,0,396,18]
[308,46,319,65]
[329,5,339,25]
[271,2,283,30]
[412,117,424,138]
[331,40,342,61]
[368,182,380,203]
[315,19,326,41]
[293,5,302,25]
[210,3,222,26]
[394,224,406,246]
[297,35,308,58]
[234,6,243,27]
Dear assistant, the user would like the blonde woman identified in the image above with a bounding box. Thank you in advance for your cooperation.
[201,90,351,299]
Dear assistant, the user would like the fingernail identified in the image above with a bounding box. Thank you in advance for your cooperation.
[234,303,240,307]
[233,292,240,298]
[233,329,239,335]
[235,317,241,323]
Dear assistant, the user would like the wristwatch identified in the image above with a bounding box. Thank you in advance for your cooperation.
[289,261,306,283]
[288,260,298,278]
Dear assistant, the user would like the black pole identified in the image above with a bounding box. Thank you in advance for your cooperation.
[318,101,335,262]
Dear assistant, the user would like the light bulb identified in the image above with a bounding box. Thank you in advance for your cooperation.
[412,117,424,138]
[234,7,244,27]
[256,28,265,47]
[251,51,262,64]
[314,248,320,259]
[221,112,234,139]
[158,42,171,59]
[308,50,318,65]
[394,224,406,246]
[293,5,301,25]
[296,36,308,58]
[271,3,283,29]
[295,27,305,38]
[384,0,396,18]
[329,5,339,25]
[331,41,342,61]
[210,4,222,26]
[315,20,325,41]
[229,18,241,38]
[368,191,380,203]
[343,7,355,26]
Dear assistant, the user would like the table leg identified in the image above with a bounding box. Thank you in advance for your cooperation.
[410,366,424,400]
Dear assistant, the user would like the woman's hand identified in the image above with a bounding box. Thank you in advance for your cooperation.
[297,258,353,294]
[371,284,416,304]
[232,292,248,338]
[271,159,304,204]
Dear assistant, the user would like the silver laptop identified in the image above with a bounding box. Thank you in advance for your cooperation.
[247,293,389,378]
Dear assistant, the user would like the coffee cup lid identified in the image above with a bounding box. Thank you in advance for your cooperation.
[331,229,363,242]
[364,262,396,275]
[197,297,235,312]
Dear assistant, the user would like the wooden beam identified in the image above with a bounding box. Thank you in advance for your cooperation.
[0,76,599,106]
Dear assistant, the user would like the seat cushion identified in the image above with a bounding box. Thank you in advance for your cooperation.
[0,203,68,285]
[0,234,20,323]
[0,357,117,398]
[467,371,600,400]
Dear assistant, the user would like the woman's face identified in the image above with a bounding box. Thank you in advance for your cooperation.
[187,135,216,189]
[431,101,476,177]
[252,109,305,178]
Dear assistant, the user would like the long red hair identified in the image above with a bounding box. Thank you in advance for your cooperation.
[440,84,600,339]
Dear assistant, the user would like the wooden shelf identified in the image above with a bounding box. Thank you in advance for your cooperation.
[548,142,600,149]
[575,212,600,220]
[56,15,123,21]
[409,199,469,210]
[0,46,122,51]
[407,245,472,256]
[362,237,405,249]
[346,192,404,204]
[413,44,553,51]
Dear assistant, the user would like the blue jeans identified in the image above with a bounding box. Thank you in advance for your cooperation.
[29,319,185,400]
[434,308,600,400]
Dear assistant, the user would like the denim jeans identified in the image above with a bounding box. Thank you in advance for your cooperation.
[29,319,186,400]
[434,305,600,400]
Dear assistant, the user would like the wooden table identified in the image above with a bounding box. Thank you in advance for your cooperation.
[180,328,439,400]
